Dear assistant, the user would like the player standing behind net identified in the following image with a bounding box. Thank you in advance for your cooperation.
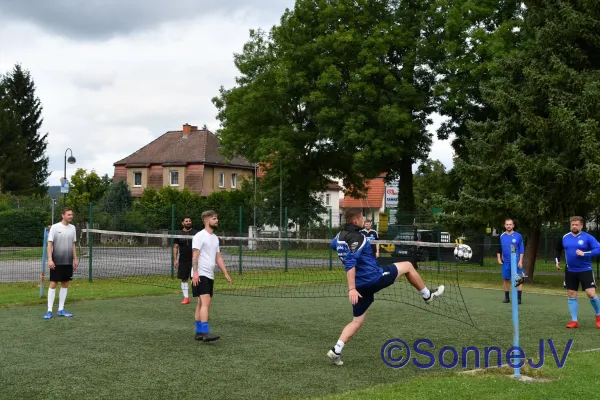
[496,218,525,304]
[359,219,379,259]
[191,210,232,342]
[326,208,445,366]
[173,216,199,305]
[555,216,600,329]
[43,208,78,319]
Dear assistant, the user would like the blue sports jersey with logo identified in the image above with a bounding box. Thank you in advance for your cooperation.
[498,232,524,266]
[330,224,382,287]
[558,232,600,272]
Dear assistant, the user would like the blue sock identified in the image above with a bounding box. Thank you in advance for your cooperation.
[568,298,578,321]
[201,322,210,333]
[195,321,202,333]
[590,296,600,316]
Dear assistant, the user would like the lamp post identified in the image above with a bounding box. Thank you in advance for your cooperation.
[63,148,76,206]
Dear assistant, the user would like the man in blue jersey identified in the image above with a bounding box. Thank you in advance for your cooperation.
[496,218,525,304]
[555,216,600,329]
[326,208,445,366]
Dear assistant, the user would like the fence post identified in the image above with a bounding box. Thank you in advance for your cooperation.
[284,207,288,272]
[239,206,243,275]
[436,223,441,274]
[40,227,48,298]
[329,207,333,271]
[510,244,521,379]
[170,204,175,279]
[88,202,93,282]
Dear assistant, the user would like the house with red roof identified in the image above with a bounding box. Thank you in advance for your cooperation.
[339,174,388,230]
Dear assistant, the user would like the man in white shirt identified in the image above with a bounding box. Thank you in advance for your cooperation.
[43,207,78,319]
[191,210,231,341]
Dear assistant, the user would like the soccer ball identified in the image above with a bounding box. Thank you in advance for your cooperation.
[454,244,473,262]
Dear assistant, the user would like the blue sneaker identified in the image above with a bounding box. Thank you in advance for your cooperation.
[57,310,73,317]
[43,311,52,319]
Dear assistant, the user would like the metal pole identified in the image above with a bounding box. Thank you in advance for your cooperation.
[511,244,520,379]
[254,163,257,229]
[239,206,243,275]
[63,152,67,206]
[40,227,48,298]
[170,204,175,279]
[88,202,93,282]
[51,198,55,225]
[329,207,333,271]
[284,207,288,272]
[279,159,283,250]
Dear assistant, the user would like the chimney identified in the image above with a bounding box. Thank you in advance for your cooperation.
[183,123,192,137]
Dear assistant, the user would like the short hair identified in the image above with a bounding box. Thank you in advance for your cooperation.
[202,210,217,221]
[505,218,514,223]
[570,216,584,224]
[365,219,372,223]
[344,208,362,224]
[61,207,73,215]
[181,216,191,222]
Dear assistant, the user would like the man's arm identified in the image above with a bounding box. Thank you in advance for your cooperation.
[47,241,55,269]
[584,236,600,257]
[555,239,564,269]
[216,252,231,283]
[496,244,503,264]
[72,242,78,269]
[191,248,200,285]
[173,243,179,267]
[518,236,524,266]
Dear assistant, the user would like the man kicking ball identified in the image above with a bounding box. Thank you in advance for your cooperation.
[326,208,444,365]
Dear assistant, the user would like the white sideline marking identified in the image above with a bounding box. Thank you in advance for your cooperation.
[577,347,600,353]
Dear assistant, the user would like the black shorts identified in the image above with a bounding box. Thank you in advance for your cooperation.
[192,276,214,297]
[564,269,597,291]
[177,260,192,280]
[49,264,73,282]
[352,265,398,317]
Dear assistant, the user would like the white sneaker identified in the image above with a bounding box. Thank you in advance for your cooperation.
[424,285,445,304]
[327,349,343,366]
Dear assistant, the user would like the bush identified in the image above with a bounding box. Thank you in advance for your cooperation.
[0,209,49,246]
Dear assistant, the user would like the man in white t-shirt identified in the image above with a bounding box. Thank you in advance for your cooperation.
[191,210,231,341]
[43,207,78,319]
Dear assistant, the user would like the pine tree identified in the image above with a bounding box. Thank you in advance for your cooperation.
[1,64,49,195]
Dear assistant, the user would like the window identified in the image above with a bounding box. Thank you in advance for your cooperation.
[325,193,331,206]
[170,170,179,186]
[231,173,237,188]
[134,172,142,187]
[218,172,225,188]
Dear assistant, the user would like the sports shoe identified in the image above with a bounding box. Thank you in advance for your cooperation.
[195,332,220,342]
[181,297,190,305]
[57,310,73,317]
[327,349,343,366]
[43,311,52,319]
[424,285,445,304]
[518,298,522,305]
[503,298,510,303]
[596,315,600,329]
[566,321,579,329]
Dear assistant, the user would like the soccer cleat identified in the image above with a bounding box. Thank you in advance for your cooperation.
[596,315,600,329]
[181,297,190,305]
[424,285,445,304]
[57,310,73,317]
[566,321,579,329]
[327,349,343,366]
[43,311,52,319]
[518,298,522,305]
[503,298,510,303]
[201,332,220,342]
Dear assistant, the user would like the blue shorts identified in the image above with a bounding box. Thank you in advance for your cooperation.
[352,265,398,317]
[502,263,523,280]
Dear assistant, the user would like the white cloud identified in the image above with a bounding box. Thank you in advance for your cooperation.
[0,2,454,191]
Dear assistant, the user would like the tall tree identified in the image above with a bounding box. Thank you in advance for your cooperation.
[447,1,600,280]
[413,159,452,218]
[0,90,29,193]
[1,64,49,195]
[213,0,443,216]
[67,169,111,216]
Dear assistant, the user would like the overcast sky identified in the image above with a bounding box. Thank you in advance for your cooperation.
[0,0,454,189]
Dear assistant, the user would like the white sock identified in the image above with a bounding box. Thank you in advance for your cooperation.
[59,288,68,311]
[182,282,189,298]
[420,288,431,299]
[333,340,345,354]
[47,288,56,312]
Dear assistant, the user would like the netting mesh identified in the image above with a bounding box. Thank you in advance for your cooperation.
[75,229,475,326]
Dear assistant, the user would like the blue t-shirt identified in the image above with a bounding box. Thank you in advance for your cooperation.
[497,231,524,265]
[556,232,600,272]
[331,224,382,287]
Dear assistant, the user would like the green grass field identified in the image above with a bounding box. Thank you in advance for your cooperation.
[0,248,43,260]
[1,269,598,400]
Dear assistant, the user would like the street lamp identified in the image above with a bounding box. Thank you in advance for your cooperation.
[63,148,76,206]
